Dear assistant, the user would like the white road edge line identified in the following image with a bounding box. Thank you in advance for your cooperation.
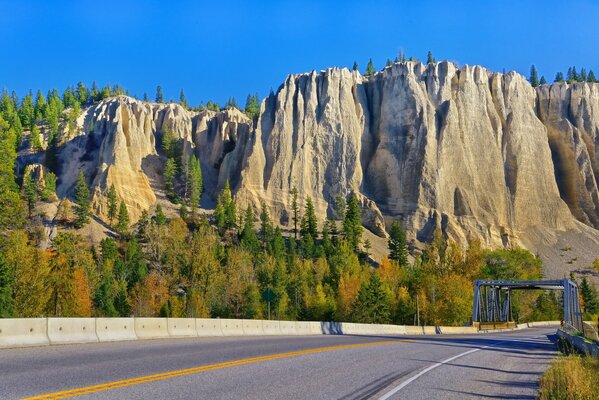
[377,335,546,400]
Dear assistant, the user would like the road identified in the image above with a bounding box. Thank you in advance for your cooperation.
[0,327,557,399]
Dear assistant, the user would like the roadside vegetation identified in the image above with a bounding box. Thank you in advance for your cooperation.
[538,355,599,400]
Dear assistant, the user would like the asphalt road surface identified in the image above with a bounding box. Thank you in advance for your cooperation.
[0,327,558,399]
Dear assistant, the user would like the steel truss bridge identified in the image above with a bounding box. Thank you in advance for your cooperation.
[472,279,583,331]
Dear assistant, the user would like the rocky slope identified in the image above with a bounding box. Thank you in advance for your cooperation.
[38,61,599,271]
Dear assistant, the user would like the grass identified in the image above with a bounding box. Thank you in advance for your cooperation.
[538,355,599,400]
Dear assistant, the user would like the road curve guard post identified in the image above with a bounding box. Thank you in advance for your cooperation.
[472,279,583,332]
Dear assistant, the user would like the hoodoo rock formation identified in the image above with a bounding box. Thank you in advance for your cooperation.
[48,61,599,261]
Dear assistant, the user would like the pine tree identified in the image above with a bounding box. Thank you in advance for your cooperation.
[179,202,188,220]
[352,61,358,71]
[23,173,37,217]
[259,199,273,248]
[76,82,89,104]
[153,204,167,225]
[539,75,547,85]
[179,89,188,108]
[290,185,299,239]
[386,58,392,67]
[19,92,35,130]
[225,97,239,109]
[301,196,318,239]
[188,155,203,212]
[580,277,599,314]
[74,170,90,228]
[107,184,118,225]
[351,273,391,323]
[240,206,259,251]
[0,255,15,317]
[143,93,149,102]
[116,200,129,236]
[244,94,260,120]
[580,68,587,82]
[30,125,42,152]
[90,82,99,101]
[365,58,376,76]
[343,194,362,252]
[554,72,564,82]
[156,85,164,103]
[388,220,408,266]
[427,51,435,64]
[163,158,177,199]
[588,70,597,83]
[215,180,236,231]
[529,65,539,87]
[34,90,47,121]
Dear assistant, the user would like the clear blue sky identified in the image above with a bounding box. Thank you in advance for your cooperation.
[1,0,598,106]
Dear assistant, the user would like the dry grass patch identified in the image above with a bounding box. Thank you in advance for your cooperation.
[538,355,599,400]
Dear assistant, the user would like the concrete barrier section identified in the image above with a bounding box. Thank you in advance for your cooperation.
[0,318,49,348]
[96,318,136,342]
[167,318,197,337]
[47,318,98,344]
[309,321,323,335]
[262,320,281,335]
[220,319,244,336]
[279,320,297,335]
[196,319,222,336]
[295,321,316,335]
[134,318,169,339]
[242,319,264,336]
[439,326,478,335]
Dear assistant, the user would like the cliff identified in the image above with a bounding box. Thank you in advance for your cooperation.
[43,61,599,267]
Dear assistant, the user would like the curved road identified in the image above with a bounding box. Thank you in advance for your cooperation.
[0,327,557,399]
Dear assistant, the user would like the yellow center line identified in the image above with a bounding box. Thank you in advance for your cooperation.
[23,339,413,399]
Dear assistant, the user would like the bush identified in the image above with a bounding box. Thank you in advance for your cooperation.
[538,355,599,400]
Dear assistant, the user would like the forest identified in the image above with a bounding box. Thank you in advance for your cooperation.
[0,84,598,326]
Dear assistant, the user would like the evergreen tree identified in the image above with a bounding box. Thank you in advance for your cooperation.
[30,125,42,152]
[155,85,164,103]
[116,200,129,236]
[179,202,188,220]
[554,72,564,82]
[244,94,260,120]
[188,155,203,212]
[343,194,362,252]
[352,61,358,71]
[427,51,435,64]
[90,82,99,101]
[580,68,587,82]
[34,90,47,121]
[301,196,318,240]
[240,206,259,251]
[290,185,299,239]
[179,89,188,109]
[153,204,167,225]
[529,65,539,87]
[388,220,408,266]
[107,184,118,225]
[23,173,37,218]
[365,58,376,76]
[351,273,391,323]
[385,58,392,67]
[580,277,599,314]
[163,157,177,199]
[215,180,236,231]
[74,170,90,228]
[539,75,547,85]
[588,70,597,83]
[76,82,89,104]
[19,92,35,130]
[225,97,238,109]
[259,199,273,248]
[143,93,149,102]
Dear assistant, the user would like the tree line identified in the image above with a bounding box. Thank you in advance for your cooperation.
[529,64,597,87]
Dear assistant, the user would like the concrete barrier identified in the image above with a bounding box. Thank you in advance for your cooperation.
[295,321,317,335]
[242,319,264,336]
[309,321,323,335]
[47,318,98,344]
[528,321,561,327]
[262,320,281,335]
[279,320,297,335]
[96,318,136,342]
[557,329,599,357]
[219,319,244,336]
[196,319,222,336]
[134,318,169,339]
[0,318,49,348]
[439,326,478,335]
[167,318,197,337]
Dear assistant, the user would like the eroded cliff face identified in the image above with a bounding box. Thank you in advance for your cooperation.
[50,61,599,253]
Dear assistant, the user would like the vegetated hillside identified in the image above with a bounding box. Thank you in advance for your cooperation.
[2,61,599,322]
[16,61,599,279]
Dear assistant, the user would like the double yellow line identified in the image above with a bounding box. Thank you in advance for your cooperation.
[24,339,411,399]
